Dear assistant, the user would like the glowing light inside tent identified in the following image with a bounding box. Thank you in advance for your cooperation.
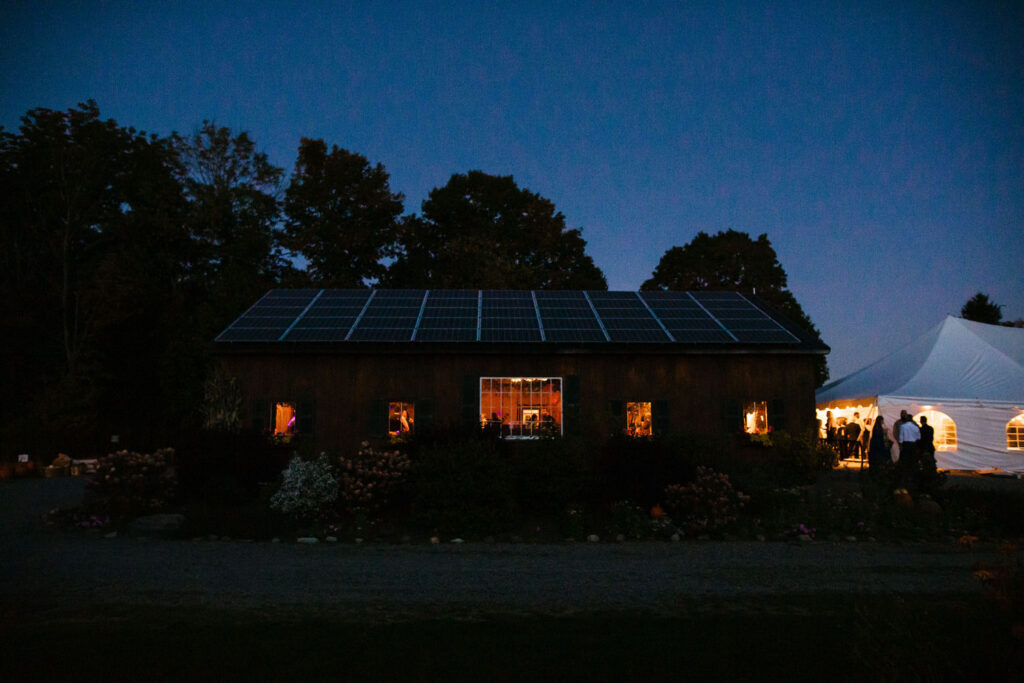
[915,410,958,451]
[1007,414,1024,450]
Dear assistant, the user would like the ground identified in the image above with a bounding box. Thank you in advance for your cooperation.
[2,478,1021,681]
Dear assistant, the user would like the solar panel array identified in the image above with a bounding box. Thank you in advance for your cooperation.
[216,289,802,345]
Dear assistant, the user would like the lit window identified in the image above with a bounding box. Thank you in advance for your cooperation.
[626,402,652,437]
[744,401,768,434]
[388,402,415,436]
[915,410,957,451]
[274,402,297,436]
[480,377,562,438]
[1007,414,1024,450]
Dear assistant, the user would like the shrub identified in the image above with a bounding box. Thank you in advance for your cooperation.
[337,441,411,518]
[86,448,177,519]
[591,435,697,507]
[174,429,292,504]
[770,430,837,483]
[409,439,516,536]
[607,500,650,540]
[505,436,590,518]
[664,466,749,535]
[269,453,338,522]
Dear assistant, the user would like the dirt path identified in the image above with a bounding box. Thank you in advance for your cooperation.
[1,478,1004,623]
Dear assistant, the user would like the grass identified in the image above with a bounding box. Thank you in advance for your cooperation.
[4,595,1021,682]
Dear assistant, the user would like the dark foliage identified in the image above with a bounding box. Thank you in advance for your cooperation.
[386,170,607,289]
[174,429,293,504]
[284,138,404,287]
[642,230,829,386]
[960,292,1003,325]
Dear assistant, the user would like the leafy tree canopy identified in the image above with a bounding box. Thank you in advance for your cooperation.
[386,171,606,289]
[284,138,404,287]
[642,230,829,387]
[960,292,1003,325]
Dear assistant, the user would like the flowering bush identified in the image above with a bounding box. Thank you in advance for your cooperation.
[337,441,410,518]
[86,448,177,518]
[663,466,749,535]
[270,453,338,521]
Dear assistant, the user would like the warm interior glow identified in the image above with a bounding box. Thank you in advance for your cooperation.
[915,410,958,451]
[274,403,296,436]
[480,377,562,437]
[815,404,877,439]
[744,401,768,434]
[626,402,652,437]
[388,402,415,436]
[1007,414,1024,450]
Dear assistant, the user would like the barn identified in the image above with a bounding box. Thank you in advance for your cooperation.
[213,289,828,454]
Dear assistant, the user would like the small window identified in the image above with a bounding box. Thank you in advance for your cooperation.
[915,410,957,451]
[1007,414,1024,450]
[743,401,768,434]
[388,402,415,436]
[274,402,297,436]
[480,377,562,438]
[626,402,652,437]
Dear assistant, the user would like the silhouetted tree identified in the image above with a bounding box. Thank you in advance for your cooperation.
[642,230,829,387]
[0,101,190,451]
[284,138,403,287]
[386,171,606,289]
[960,292,1003,325]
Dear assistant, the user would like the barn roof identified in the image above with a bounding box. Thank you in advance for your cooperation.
[214,289,828,353]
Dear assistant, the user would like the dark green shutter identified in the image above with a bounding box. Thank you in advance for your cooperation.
[563,375,581,436]
[461,375,479,429]
[251,399,269,433]
[297,399,315,435]
[608,400,623,417]
[722,398,742,434]
[369,399,387,437]
[770,399,787,433]
[416,398,434,431]
[653,399,669,436]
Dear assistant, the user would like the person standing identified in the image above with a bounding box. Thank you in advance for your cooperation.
[845,412,863,459]
[868,415,890,472]
[918,415,938,486]
[896,410,921,486]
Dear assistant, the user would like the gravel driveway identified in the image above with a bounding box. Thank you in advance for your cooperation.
[1,478,1002,621]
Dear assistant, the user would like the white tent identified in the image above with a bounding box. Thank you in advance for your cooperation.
[815,316,1024,473]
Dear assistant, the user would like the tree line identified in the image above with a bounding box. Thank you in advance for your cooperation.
[1,101,826,458]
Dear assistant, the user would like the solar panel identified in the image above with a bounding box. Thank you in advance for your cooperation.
[216,288,810,346]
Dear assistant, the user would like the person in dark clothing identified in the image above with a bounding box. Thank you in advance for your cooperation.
[868,415,891,472]
[918,415,939,488]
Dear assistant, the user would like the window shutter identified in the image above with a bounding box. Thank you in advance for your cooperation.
[251,399,269,433]
[722,398,741,434]
[653,399,670,436]
[770,399,787,432]
[416,398,434,431]
[563,375,581,436]
[297,399,315,435]
[461,375,479,429]
[369,399,387,437]
[608,400,623,417]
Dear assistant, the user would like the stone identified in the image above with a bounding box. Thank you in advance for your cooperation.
[271,537,280,543]
[670,533,681,542]
[430,536,440,544]
[615,534,625,543]
[917,499,943,517]
[104,531,118,539]
[325,536,337,543]
[587,534,600,543]
[297,536,319,544]
[354,538,363,544]
[797,534,813,543]
[755,534,766,542]
[845,536,858,542]
[450,538,464,544]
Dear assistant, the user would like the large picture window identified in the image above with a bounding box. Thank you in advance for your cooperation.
[480,377,562,438]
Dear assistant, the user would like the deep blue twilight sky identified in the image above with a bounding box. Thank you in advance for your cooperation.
[2,2,1021,380]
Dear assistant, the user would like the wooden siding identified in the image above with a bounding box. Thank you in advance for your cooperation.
[219,352,819,455]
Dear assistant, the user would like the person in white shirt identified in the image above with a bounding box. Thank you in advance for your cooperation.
[896,410,920,485]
